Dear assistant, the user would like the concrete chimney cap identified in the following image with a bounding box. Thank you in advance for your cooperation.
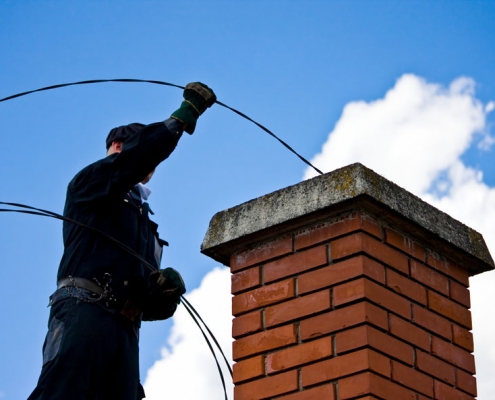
[201,163,494,273]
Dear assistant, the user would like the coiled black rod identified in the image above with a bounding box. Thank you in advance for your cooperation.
[0,78,323,175]
[181,295,233,377]
[181,299,229,400]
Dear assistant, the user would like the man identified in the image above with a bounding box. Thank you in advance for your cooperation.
[28,82,216,399]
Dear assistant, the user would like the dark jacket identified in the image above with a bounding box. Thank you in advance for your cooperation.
[57,121,182,304]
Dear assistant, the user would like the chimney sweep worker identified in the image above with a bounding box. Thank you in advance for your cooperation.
[28,82,216,400]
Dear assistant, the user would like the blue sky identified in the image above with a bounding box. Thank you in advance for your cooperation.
[1,1,495,399]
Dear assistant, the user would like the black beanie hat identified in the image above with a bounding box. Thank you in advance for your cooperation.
[105,123,145,149]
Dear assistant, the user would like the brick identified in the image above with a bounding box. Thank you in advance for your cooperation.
[452,325,474,352]
[232,278,295,316]
[385,228,426,261]
[300,302,388,341]
[276,383,335,400]
[411,260,449,296]
[295,213,382,251]
[231,235,293,272]
[386,268,427,305]
[389,314,430,351]
[431,337,475,374]
[428,291,472,329]
[333,278,411,319]
[335,325,414,365]
[295,215,362,250]
[234,369,298,400]
[233,310,263,338]
[331,232,409,273]
[391,360,433,396]
[265,290,331,328]
[338,372,416,400]
[371,337,413,366]
[264,245,328,283]
[353,397,380,400]
[233,324,297,360]
[302,349,391,387]
[434,380,474,400]
[266,336,333,374]
[361,216,383,239]
[412,304,452,340]
[455,369,477,396]
[233,355,265,384]
[416,351,455,385]
[450,280,471,308]
[298,255,385,295]
[335,325,368,353]
[232,266,261,294]
[426,254,469,286]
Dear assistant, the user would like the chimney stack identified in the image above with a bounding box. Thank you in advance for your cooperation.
[201,163,493,400]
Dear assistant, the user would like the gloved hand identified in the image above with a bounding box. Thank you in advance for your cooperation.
[142,268,187,321]
[149,267,186,301]
[171,82,216,134]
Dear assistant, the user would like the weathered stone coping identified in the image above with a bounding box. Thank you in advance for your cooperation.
[201,163,494,275]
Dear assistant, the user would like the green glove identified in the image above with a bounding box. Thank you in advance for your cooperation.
[151,267,186,301]
[143,268,186,321]
[171,82,216,134]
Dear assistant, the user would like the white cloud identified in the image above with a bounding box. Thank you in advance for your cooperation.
[423,161,495,250]
[304,74,486,195]
[143,267,233,400]
[477,134,495,151]
[306,73,495,399]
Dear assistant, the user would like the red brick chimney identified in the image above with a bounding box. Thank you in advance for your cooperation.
[201,163,493,400]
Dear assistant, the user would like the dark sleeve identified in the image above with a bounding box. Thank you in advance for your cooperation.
[68,121,182,207]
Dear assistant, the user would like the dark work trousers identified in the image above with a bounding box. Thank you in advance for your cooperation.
[28,289,145,400]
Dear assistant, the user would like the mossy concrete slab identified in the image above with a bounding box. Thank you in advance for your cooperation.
[201,163,494,274]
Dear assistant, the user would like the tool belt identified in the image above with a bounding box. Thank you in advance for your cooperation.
[55,276,142,324]
[58,277,105,295]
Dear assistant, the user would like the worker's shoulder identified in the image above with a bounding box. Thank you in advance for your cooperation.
[68,154,117,191]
